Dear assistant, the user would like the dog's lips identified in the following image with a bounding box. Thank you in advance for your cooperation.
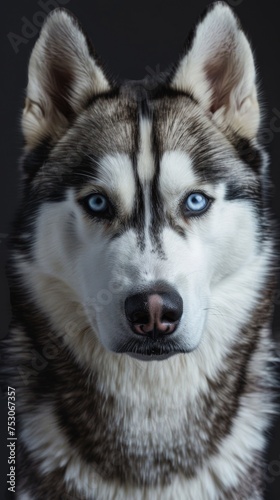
[115,337,188,360]
[127,351,177,361]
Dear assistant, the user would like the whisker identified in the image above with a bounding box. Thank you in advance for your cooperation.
[203,307,225,318]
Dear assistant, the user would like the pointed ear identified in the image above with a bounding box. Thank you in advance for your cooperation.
[22,8,112,149]
[170,2,260,139]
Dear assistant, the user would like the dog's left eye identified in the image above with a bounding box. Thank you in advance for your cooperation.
[82,193,113,218]
[184,193,210,213]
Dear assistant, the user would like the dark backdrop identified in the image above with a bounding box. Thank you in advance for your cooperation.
[1,1,280,498]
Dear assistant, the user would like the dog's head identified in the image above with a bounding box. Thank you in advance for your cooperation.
[18,3,268,361]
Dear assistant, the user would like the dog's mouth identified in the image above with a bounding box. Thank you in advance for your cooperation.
[115,338,187,361]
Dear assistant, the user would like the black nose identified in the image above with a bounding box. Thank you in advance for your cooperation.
[125,285,183,339]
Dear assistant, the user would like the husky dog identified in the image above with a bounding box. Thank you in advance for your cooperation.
[2,2,278,499]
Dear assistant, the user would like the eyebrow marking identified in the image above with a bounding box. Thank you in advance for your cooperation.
[91,153,136,214]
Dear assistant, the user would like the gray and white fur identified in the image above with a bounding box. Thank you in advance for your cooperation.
[1,2,278,499]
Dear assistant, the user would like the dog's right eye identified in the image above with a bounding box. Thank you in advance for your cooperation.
[81,193,113,219]
[87,194,108,212]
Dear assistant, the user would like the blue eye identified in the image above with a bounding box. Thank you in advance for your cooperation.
[86,194,109,213]
[185,193,209,213]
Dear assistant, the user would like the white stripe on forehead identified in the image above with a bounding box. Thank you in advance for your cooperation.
[137,118,155,183]
[159,151,197,202]
[96,153,135,213]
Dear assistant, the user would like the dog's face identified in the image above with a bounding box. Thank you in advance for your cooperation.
[18,4,264,360]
